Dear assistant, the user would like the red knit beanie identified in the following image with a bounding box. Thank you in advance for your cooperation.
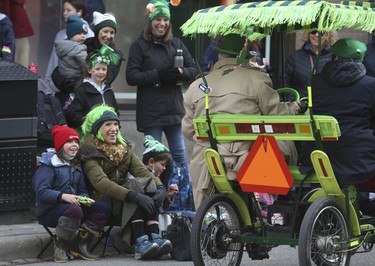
[51,125,80,152]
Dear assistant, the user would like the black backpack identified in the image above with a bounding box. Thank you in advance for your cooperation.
[37,91,66,149]
[165,212,194,261]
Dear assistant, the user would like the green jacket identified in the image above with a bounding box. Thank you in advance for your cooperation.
[77,135,163,203]
[78,135,163,249]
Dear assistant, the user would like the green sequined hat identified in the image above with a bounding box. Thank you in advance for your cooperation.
[146,0,170,21]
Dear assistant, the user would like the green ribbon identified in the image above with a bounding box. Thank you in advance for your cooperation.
[88,45,120,68]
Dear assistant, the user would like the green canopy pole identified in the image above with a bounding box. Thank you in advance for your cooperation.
[307,33,323,151]
[196,60,218,151]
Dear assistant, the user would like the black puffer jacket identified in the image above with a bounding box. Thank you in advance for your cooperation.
[66,80,119,128]
[126,33,198,132]
[300,59,375,185]
[363,39,375,78]
[279,42,332,98]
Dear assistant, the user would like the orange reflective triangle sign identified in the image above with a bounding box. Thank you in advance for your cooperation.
[237,136,293,195]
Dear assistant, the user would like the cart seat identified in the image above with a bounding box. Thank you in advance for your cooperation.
[289,166,318,184]
[195,114,340,194]
[193,114,340,142]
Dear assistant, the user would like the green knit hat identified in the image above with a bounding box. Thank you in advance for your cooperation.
[90,110,119,136]
[331,38,367,61]
[142,135,170,162]
[81,105,125,145]
[215,34,246,56]
[92,11,117,33]
[146,0,170,21]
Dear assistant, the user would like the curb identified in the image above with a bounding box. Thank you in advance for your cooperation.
[0,224,123,264]
[0,233,51,263]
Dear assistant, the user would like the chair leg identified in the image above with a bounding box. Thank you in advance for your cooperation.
[37,238,54,259]
[101,232,110,257]
[37,226,56,259]
[90,225,121,257]
[112,243,121,255]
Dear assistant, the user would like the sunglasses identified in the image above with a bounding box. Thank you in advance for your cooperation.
[310,30,327,35]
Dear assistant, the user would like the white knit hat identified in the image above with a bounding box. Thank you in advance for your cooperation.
[92,11,117,33]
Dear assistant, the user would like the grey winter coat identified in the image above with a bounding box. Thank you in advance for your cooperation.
[55,39,87,79]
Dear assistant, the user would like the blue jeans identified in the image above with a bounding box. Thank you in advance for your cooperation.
[143,124,189,167]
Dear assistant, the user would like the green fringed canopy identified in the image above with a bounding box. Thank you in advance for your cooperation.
[181,0,375,40]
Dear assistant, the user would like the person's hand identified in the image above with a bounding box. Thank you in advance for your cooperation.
[158,67,182,85]
[77,196,95,206]
[152,187,167,208]
[61,193,79,205]
[168,184,179,198]
[249,60,266,70]
[126,191,155,214]
[287,101,300,115]
[262,58,269,67]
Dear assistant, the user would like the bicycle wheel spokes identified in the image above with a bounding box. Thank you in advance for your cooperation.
[192,194,244,266]
[299,197,351,266]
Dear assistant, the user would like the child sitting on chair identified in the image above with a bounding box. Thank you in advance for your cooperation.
[32,125,110,262]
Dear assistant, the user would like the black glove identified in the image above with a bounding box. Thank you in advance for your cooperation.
[158,67,182,85]
[152,187,167,208]
[126,191,155,214]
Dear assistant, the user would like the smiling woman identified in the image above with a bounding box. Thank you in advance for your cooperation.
[278,30,336,100]
[78,105,171,260]
[126,0,198,182]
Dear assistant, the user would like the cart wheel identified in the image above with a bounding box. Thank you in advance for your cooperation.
[298,197,351,266]
[191,194,244,266]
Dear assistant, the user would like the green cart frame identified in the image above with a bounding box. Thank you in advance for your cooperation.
[191,112,375,265]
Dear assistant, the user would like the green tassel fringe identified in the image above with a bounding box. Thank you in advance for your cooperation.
[180,0,375,40]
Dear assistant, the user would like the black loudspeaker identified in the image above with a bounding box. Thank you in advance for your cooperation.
[0,60,37,211]
[0,139,37,211]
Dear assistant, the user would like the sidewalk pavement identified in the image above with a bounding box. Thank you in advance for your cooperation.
[0,222,124,265]
[0,222,52,264]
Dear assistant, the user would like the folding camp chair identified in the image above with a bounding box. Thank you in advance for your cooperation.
[90,223,121,257]
[36,225,56,259]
